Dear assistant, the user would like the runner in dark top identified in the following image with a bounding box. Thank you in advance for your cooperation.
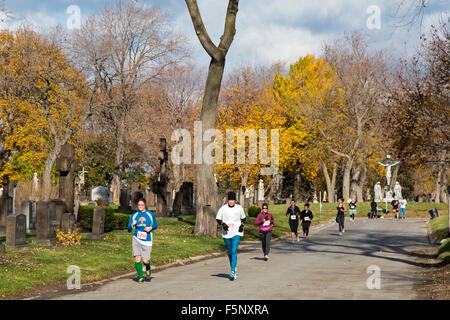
[336,198,346,236]
[286,199,301,242]
[391,199,399,219]
[300,203,314,238]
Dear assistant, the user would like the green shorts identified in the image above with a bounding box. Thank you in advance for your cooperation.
[132,237,152,261]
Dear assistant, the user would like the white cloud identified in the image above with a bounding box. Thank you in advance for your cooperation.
[2,11,59,31]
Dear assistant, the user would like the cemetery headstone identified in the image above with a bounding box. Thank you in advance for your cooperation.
[0,178,16,235]
[6,214,29,249]
[91,186,110,204]
[32,201,57,245]
[119,189,131,211]
[21,200,37,233]
[86,207,106,240]
[52,200,67,230]
[61,212,76,233]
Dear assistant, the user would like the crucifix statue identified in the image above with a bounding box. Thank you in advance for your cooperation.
[376,153,400,189]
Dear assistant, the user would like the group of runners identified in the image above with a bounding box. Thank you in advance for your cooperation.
[127,192,407,282]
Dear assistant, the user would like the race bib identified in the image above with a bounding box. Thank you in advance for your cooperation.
[263,220,271,226]
[137,231,147,240]
[227,223,235,230]
[290,215,297,220]
[304,217,310,221]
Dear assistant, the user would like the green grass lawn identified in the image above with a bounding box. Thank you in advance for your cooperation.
[0,201,447,297]
[430,214,450,263]
[0,219,225,297]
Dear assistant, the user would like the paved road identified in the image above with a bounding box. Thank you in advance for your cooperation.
[55,218,434,300]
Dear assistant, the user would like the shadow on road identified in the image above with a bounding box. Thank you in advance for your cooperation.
[250,257,266,261]
[259,222,443,268]
[210,273,230,279]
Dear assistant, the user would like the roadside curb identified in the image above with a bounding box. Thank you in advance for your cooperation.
[23,218,335,300]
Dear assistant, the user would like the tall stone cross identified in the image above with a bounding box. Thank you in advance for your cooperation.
[78,167,88,190]
[56,144,79,213]
[376,153,400,189]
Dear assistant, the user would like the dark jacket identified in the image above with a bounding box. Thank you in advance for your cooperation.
[371,201,377,210]
[286,205,301,220]
[300,210,313,224]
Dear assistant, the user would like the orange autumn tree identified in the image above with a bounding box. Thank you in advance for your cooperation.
[0,28,91,193]
[216,66,284,200]
[0,30,47,183]
[271,55,335,200]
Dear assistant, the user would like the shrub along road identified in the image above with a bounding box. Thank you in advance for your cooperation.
[54,218,438,300]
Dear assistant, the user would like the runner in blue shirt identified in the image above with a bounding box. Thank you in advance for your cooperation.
[127,198,158,283]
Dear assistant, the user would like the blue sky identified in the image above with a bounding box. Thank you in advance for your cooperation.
[1,0,448,72]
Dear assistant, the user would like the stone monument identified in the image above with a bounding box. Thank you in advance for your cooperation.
[56,144,79,213]
[394,181,402,200]
[119,189,131,211]
[151,138,170,217]
[374,182,382,202]
[6,214,29,249]
[22,200,36,233]
[32,201,58,245]
[61,212,76,233]
[86,207,105,240]
[91,186,110,204]
[0,178,17,235]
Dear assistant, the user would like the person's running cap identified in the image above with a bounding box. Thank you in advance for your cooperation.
[227,191,236,201]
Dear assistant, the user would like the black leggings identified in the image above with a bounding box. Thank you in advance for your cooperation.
[289,219,299,235]
[337,214,345,232]
[302,221,311,236]
[260,231,272,255]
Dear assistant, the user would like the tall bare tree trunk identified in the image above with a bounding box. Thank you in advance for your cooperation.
[440,168,448,203]
[294,170,302,202]
[323,162,337,203]
[350,163,361,200]
[434,151,447,203]
[194,60,224,236]
[186,0,239,236]
[357,163,367,202]
[42,143,63,200]
[342,159,353,201]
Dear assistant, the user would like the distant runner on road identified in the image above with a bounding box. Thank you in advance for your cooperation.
[299,203,313,238]
[336,198,346,236]
[286,199,301,242]
[216,191,246,281]
[254,202,274,261]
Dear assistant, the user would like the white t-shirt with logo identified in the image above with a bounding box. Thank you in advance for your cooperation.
[216,204,246,239]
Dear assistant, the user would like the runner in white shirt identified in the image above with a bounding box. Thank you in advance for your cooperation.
[216,191,246,281]
[399,199,407,219]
